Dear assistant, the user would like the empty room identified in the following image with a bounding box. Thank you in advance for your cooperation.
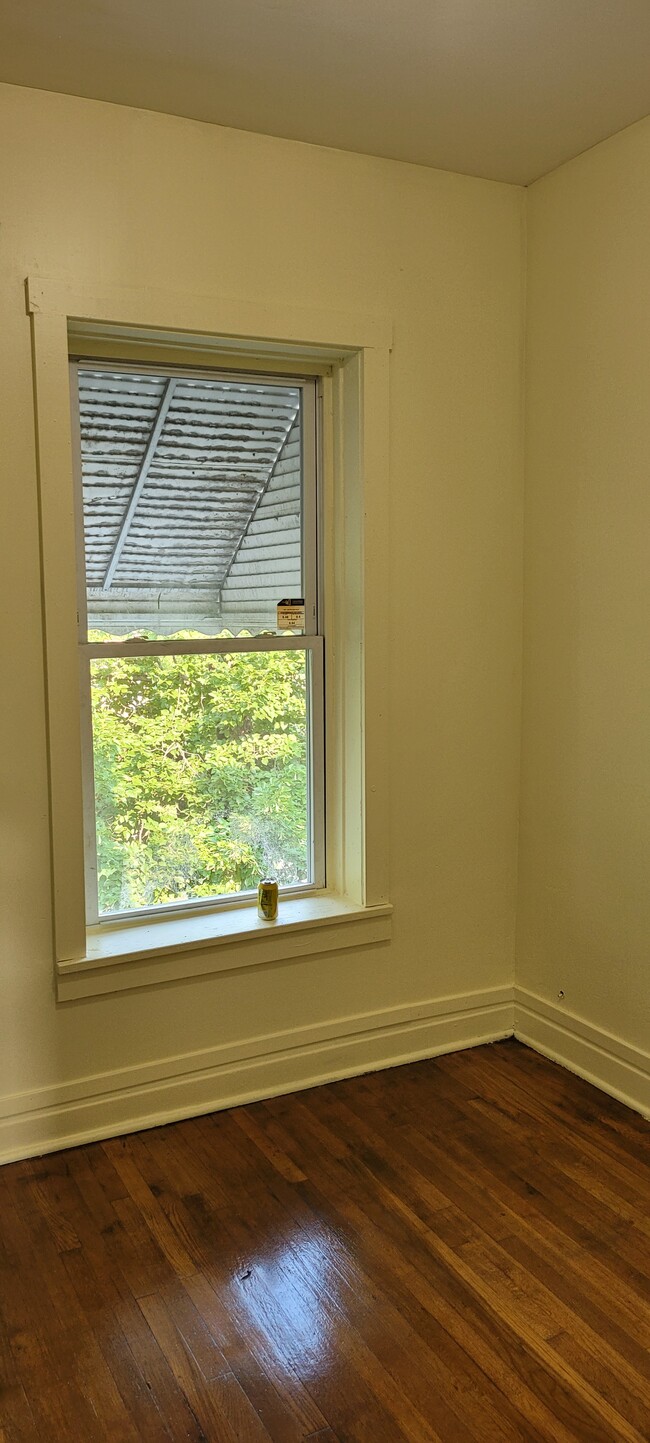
[0,2,648,1439]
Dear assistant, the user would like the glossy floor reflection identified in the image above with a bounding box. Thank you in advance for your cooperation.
[0,1040,649,1441]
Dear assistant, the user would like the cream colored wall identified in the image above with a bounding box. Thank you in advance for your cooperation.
[0,83,524,1154]
[519,118,650,1071]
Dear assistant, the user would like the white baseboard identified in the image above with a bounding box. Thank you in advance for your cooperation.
[0,986,514,1164]
[515,987,650,1120]
[3,983,646,1166]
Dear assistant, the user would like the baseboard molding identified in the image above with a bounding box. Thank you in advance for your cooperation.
[514,987,650,1120]
[0,986,514,1164]
[3,983,647,1165]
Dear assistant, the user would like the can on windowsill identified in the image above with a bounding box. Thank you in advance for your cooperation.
[257,878,279,921]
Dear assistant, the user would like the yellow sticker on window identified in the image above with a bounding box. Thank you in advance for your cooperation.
[277,598,306,630]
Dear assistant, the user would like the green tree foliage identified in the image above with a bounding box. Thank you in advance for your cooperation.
[90,640,308,913]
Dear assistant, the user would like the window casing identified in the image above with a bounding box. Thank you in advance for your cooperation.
[28,277,392,994]
[70,360,325,925]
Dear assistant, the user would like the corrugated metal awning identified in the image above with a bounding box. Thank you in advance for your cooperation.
[79,367,301,635]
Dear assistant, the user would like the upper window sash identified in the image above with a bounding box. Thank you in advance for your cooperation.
[70,360,319,644]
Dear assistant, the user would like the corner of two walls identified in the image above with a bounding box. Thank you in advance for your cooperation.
[515,124,650,1119]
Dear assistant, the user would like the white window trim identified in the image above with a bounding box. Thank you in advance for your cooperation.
[57,894,393,1001]
[28,277,393,1000]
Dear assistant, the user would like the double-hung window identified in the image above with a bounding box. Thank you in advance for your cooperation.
[71,360,324,924]
[28,279,391,993]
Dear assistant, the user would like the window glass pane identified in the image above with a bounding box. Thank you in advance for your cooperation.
[90,650,309,915]
[79,368,304,639]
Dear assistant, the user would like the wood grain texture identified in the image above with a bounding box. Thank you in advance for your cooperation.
[0,1039,648,1441]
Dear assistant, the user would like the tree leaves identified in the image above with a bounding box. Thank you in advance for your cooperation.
[90,646,308,913]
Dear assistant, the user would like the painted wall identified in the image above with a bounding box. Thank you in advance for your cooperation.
[0,83,524,1156]
[519,117,650,1082]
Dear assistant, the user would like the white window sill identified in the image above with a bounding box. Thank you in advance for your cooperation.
[56,893,393,1001]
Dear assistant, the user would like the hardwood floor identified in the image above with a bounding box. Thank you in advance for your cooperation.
[0,1039,649,1442]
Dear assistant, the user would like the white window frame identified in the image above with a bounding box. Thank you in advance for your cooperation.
[28,278,392,1000]
[71,359,325,926]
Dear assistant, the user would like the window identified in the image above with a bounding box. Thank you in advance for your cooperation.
[29,279,391,991]
[71,361,324,923]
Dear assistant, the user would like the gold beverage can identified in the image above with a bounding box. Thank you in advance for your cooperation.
[257,878,279,921]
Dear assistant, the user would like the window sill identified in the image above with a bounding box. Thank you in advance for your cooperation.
[56,893,393,1001]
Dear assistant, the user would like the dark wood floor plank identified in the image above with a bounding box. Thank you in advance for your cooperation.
[454,1045,650,1182]
[221,1110,547,1443]
[139,1290,276,1443]
[493,1040,650,1145]
[0,1188,93,1393]
[549,1330,650,1438]
[158,1279,231,1382]
[230,1108,308,1184]
[0,1385,39,1443]
[27,1174,81,1253]
[27,1379,107,1443]
[139,1125,230,1212]
[430,1230,645,1442]
[0,1186,143,1443]
[262,1096,611,1443]
[103,1138,201,1277]
[217,1200,479,1443]
[185,1269,329,1440]
[112,1293,211,1443]
[351,1067,650,1341]
[0,1040,648,1443]
[193,1218,430,1443]
[200,1205,442,1442]
[325,1079,650,1402]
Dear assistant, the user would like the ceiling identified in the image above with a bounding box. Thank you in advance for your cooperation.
[1,1,650,184]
